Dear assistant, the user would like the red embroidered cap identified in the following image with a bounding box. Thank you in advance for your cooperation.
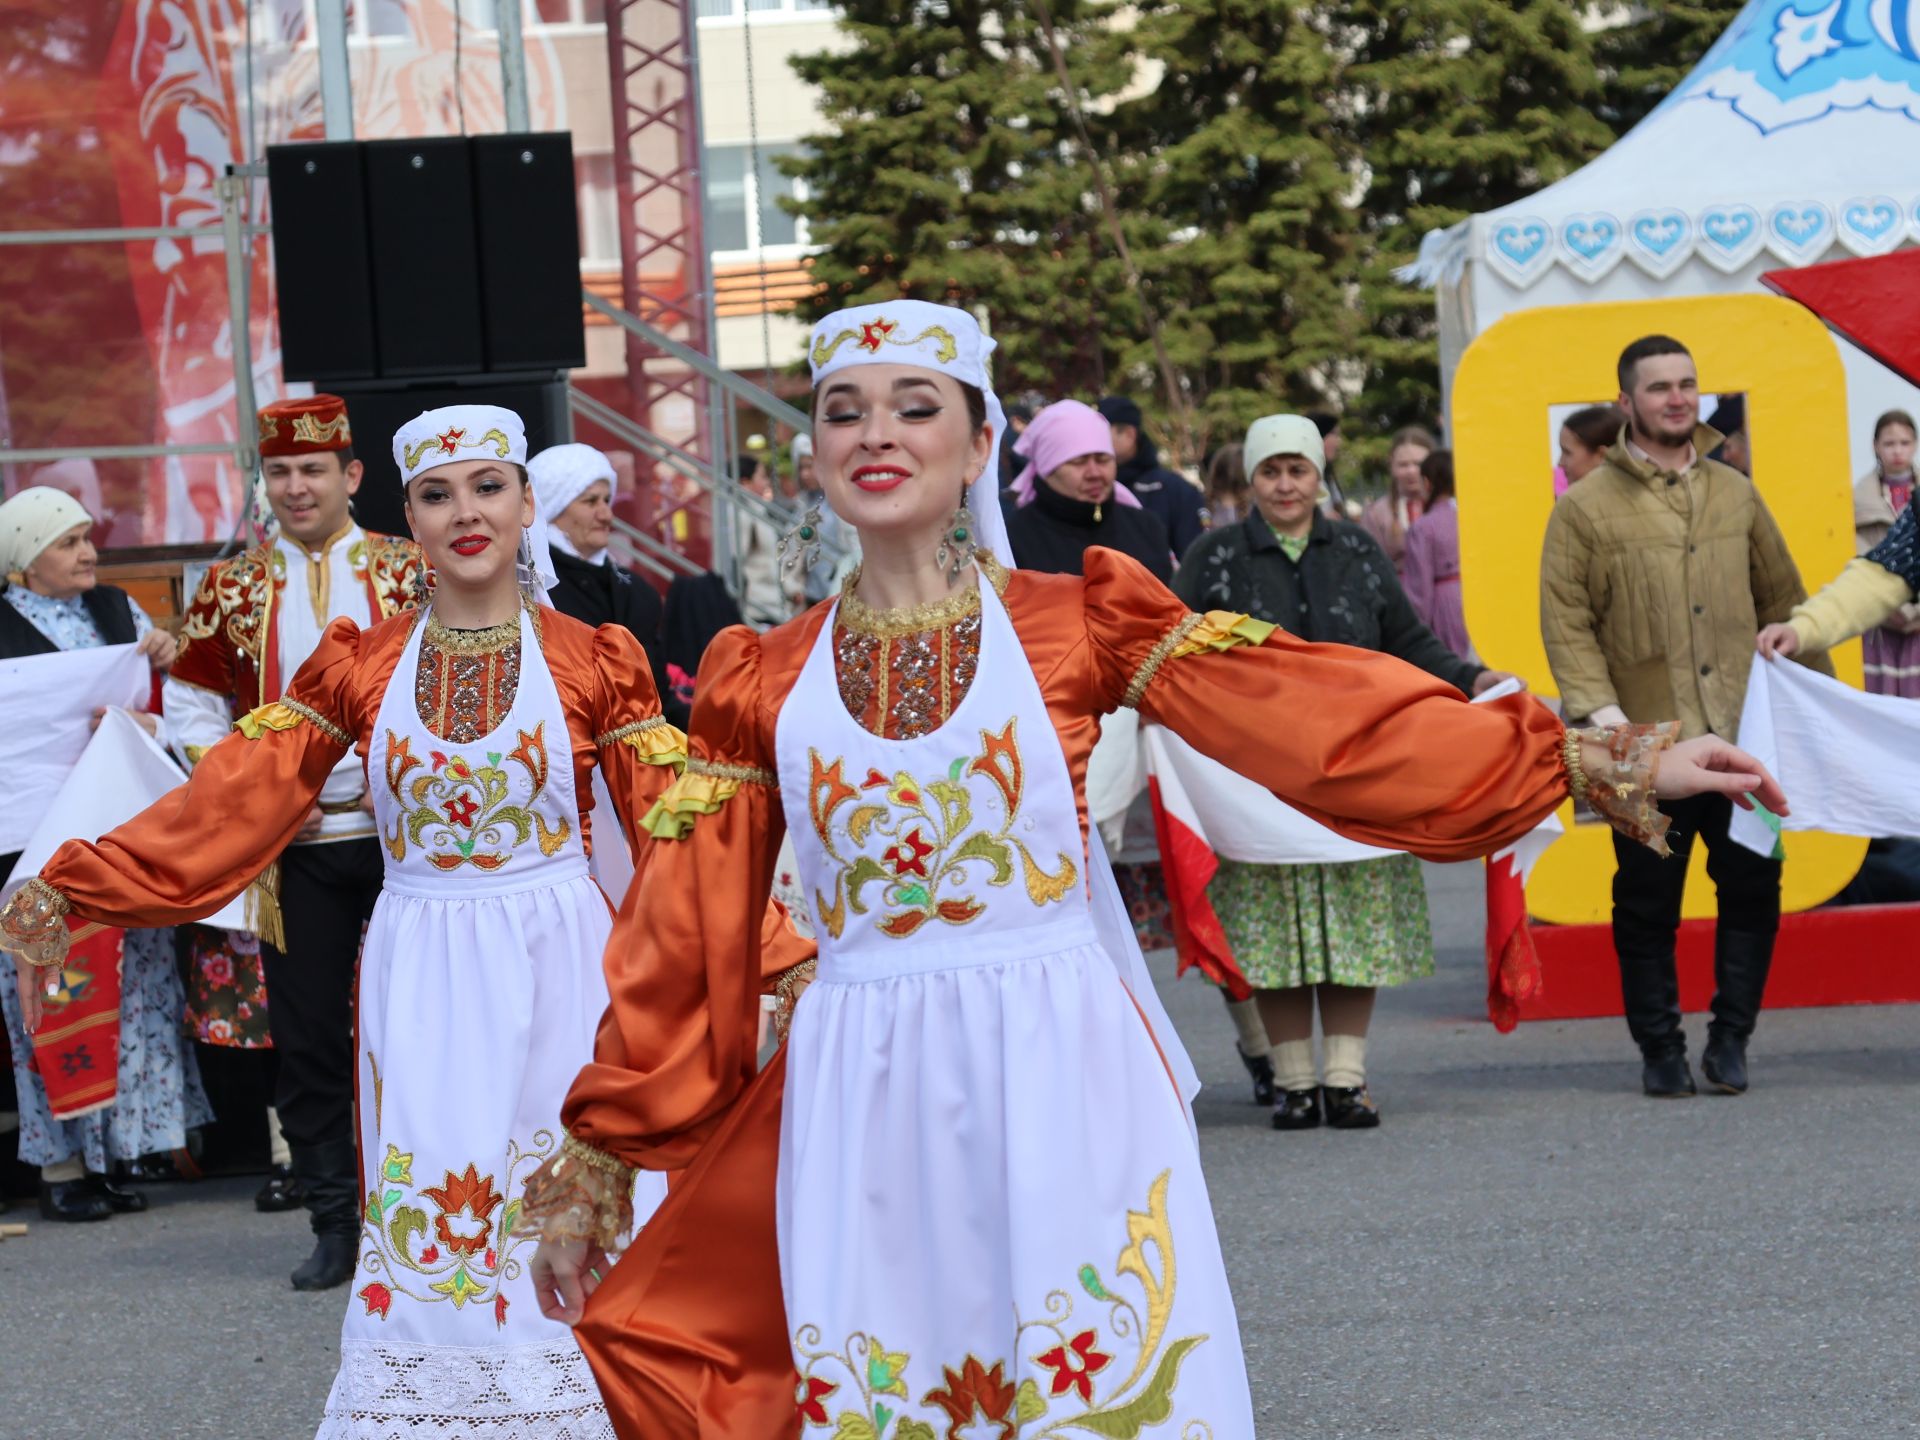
[259,394,353,457]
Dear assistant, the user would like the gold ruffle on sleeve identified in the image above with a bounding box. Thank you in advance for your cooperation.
[1122,609,1278,709]
[519,1133,638,1252]
[596,715,689,772]
[234,698,352,748]
[641,759,776,841]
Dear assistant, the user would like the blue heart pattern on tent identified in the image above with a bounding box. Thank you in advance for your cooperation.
[1699,208,1759,254]
[1562,216,1619,262]
[1843,199,1899,241]
[1770,203,1830,249]
[1493,221,1548,267]
[1631,212,1687,257]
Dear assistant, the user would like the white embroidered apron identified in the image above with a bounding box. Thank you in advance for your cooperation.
[318,608,662,1440]
[773,577,1253,1439]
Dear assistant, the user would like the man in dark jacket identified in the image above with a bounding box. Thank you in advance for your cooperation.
[1098,395,1208,559]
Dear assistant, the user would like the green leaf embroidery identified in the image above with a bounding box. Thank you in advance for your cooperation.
[500,1197,522,1239]
[873,1403,894,1435]
[948,830,1014,886]
[844,855,894,914]
[895,1422,937,1440]
[1079,1264,1114,1302]
[1056,1335,1204,1438]
[927,778,972,834]
[1016,1377,1049,1423]
[947,756,966,782]
[892,882,931,908]
[831,1412,876,1440]
[388,1204,429,1265]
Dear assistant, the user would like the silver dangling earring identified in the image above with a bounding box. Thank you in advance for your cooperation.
[935,480,978,580]
[780,502,824,576]
[515,532,537,595]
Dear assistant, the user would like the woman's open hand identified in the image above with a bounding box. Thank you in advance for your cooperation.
[530,1237,610,1326]
[1653,735,1787,816]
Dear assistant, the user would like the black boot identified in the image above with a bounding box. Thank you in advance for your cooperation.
[1323,1084,1382,1129]
[38,1178,113,1223]
[289,1137,361,1291]
[1238,1045,1277,1107]
[291,1232,359,1291]
[256,1163,307,1213]
[1270,1087,1321,1131]
[1641,1047,1697,1098]
[85,1174,150,1213]
[1704,928,1774,1095]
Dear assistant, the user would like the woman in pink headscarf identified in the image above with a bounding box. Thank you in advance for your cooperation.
[1002,399,1173,579]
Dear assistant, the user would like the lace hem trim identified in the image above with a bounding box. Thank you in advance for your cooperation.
[318,1336,614,1440]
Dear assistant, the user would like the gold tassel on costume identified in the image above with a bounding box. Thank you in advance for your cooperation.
[245,859,288,951]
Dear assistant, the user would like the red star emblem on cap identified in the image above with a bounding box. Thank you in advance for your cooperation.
[855,318,896,352]
[434,427,466,455]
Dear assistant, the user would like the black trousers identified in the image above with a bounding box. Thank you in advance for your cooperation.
[261,837,383,1234]
[1610,792,1781,1057]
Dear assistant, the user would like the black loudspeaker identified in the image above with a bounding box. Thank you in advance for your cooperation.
[362,138,486,377]
[332,376,571,539]
[471,133,586,372]
[266,143,379,382]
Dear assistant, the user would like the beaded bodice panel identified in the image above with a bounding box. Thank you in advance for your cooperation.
[830,559,1005,740]
[414,612,526,744]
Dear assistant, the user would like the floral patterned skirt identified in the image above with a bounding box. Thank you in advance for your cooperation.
[1208,852,1435,990]
[183,925,273,1048]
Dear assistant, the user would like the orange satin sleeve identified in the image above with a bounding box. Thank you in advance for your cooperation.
[1079,547,1572,862]
[582,621,686,857]
[562,624,790,1172]
[38,617,370,927]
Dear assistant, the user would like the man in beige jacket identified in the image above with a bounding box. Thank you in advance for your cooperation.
[1540,334,1824,1099]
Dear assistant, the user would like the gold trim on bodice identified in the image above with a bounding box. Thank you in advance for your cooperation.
[836,553,1008,639]
[423,610,524,656]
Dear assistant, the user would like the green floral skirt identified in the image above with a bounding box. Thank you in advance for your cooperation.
[1208,852,1435,990]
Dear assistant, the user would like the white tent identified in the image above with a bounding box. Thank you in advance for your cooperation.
[1417,0,1920,475]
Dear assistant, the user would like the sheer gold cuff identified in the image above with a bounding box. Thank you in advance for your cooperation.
[0,877,73,969]
[1569,722,1680,856]
[519,1133,637,1252]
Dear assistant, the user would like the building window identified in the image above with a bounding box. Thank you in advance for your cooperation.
[703,143,804,254]
[697,0,833,18]
[576,154,622,266]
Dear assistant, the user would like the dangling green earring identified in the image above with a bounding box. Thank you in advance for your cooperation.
[935,491,978,580]
[780,502,824,576]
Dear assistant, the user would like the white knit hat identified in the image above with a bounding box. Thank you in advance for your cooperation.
[1243,414,1325,479]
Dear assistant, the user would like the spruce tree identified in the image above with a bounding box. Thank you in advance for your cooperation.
[1337,0,1614,468]
[1594,0,1749,135]
[1107,0,1354,459]
[783,0,1136,400]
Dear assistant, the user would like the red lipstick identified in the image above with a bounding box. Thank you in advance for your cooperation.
[449,534,490,556]
[851,464,910,494]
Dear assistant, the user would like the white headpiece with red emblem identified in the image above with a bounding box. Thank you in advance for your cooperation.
[392,404,557,602]
[806,299,1011,566]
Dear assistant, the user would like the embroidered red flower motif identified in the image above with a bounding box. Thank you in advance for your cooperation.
[795,1375,836,1426]
[923,1356,1018,1440]
[484,1247,498,1270]
[419,1244,440,1265]
[421,1164,505,1256]
[434,426,466,454]
[1036,1329,1112,1404]
[443,794,480,827]
[856,317,897,352]
[494,1293,510,1328]
[883,827,934,878]
[861,767,890,789]
[358,1282,392,1320]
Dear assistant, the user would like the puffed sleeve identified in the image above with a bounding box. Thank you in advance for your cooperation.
[0,619,366,966]
[561,625,795,1175]
[1081,548,1571,861]
[586,623,687,855]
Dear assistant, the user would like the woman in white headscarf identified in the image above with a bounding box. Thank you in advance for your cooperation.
[521,301,1783,1440]
[0,486,205,1224]
[0,415,729,1439]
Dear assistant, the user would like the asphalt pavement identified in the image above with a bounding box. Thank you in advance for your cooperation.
[3,861,1915,1439]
